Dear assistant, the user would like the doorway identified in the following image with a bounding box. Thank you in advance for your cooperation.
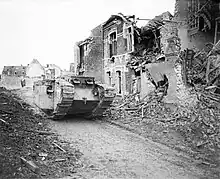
[116,71,122,94]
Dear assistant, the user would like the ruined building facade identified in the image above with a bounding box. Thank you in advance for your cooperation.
[75,25,104,84]
[175,0,220,50]
[2,66,26,77]
[75,14,137,96]
[102,14,136,96]
[74,12,182,98]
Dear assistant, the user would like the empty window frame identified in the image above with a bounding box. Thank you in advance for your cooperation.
[188,0,200,29]
[116,70,122,94]
[109,31,117,57]
[127,26,133,52]
[107,71,112,86]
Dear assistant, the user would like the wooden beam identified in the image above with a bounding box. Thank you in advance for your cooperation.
[214,20,218,44]
[20,157,40,173]
[206,58,211,84]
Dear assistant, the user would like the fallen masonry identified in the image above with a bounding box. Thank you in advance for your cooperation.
[104,45,220,171]
[0,87,83,179]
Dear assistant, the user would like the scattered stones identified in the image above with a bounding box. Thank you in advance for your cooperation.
[0,87,82,178]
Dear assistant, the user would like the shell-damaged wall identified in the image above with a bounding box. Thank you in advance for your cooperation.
[103,18,129,58]
[141,58,196,105]
[102,14,134,96]
[174,0,220,51]
[0,76,39,90]
[143,60,178,103]
[83,25,104,83]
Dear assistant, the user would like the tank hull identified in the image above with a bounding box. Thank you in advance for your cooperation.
[33,76,116,120]
[67,99,100,116]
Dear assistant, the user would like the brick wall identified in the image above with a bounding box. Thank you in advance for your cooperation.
[103,18,129,58]
[103,16,134,95]
[84,36,104,83]
[103,54,131,96]
[78,25,104,83]
[117,35,127,55]
[125,68,132,94]
[73,44,80,70]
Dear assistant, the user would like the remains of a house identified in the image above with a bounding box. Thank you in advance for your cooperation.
[45,64,62,79]
[72,1,220,160]
[1,1,220,176]
[102,0,220,163]
[0,65,26,89]
[74,25,104,84]
[26,59,45,78]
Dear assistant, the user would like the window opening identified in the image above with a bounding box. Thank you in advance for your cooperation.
[107,71,112,86]
[109,32,117,57]
[127,27,133,52]
[116,71,122,94]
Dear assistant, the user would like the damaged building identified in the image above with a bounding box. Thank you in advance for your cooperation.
[128,0,220,103]
[74,12,182,99]
[127,11,182,103]
[175,0,220,50]
[74,24,104,84]
[102,13,137,96]
[2,65,26,77]
[173,0,220,97]
[1,65,27,89]
[74,1,220,102]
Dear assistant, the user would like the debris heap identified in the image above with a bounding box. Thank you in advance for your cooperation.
[105,45,220,163]
[0,87,82,179]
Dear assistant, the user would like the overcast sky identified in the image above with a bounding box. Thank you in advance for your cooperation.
[0,0,175,72]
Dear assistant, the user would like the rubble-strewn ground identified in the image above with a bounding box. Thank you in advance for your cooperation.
[103,90,220,178]
[0,87,82,179]
[50,117,212,179]
[1,83,220,178]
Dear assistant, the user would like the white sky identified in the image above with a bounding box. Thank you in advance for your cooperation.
[0,0,175,72]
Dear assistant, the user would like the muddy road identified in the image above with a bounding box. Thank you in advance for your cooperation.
[49,118,209,179]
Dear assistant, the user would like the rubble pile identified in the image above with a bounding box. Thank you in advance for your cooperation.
[107,87,220,159]
[0,87,82,179]
[106,48,220,162]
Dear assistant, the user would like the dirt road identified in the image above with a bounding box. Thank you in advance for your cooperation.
[50,118,209,179]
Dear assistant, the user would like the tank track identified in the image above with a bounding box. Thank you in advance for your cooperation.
[53,85,74,120]
[51,82,115,120]
[91,97,114,117]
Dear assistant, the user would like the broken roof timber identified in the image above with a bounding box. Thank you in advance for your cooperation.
[102,13,133,27]
[78,37,93,46]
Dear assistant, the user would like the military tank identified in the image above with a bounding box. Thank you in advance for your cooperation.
[33,76,115,119]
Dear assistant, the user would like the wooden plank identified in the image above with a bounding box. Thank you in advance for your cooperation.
[0,118,9,125]
[20,157,40,173]
[52,142,66,153]
[206,58,211,84]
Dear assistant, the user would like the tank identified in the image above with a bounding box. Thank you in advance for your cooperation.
[33,76,116,119]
